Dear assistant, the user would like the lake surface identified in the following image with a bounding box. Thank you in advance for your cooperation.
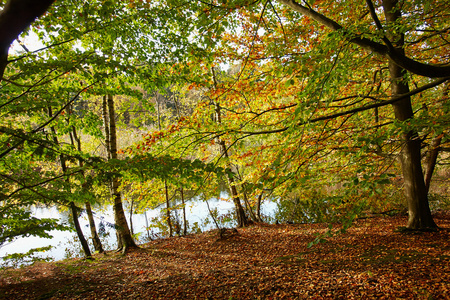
[0,194,277,265]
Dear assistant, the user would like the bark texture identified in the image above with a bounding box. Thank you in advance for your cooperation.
[382,0,436,230]
[106,94,138,251]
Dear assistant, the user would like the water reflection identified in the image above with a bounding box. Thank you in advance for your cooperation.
[0,196,276,263]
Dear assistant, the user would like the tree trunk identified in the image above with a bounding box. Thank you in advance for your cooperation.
[211,68,248,227]
[180,187,187,236]
[47,107,92,258]
[383,0,436,230]
[155,94,173,237]
[106,94,138,251]
[129,199,134,236]
[174,96,188,236]
[256,192,264,222]
[424,135,442,194]
[85,201,103,253]
[0,0,55,79]
[70,202,92,257]
[144,210,152,241]
[424,82,448,193]
[218,140,248,227]
[242,187,258,222]
[71,126,104,253]
[164,180,173,237]
[102,95,111,160]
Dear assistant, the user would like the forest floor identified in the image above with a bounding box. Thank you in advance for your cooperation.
[1,211,449,300]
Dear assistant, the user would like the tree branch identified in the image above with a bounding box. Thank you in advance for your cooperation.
[276,0,450,78]
[237,76,450,135]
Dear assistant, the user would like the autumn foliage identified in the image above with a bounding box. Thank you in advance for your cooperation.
[0,0,449,291]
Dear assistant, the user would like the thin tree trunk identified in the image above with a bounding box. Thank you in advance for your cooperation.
[106,94,138,251]
[71,126,104,253]
[155,94,173,237]
[424,82,448,193]
[211,68,248,227]
[102,95,111,160]
[47,107,92,258]
[144,210,152,241]
[180,187,187,236]
[85,202,103,253]
[256,192,264,222]
[129,199,134,236]
[218,141,248,227]
[383,0,436,230]
[164,180,173,237]
[70,201,92,258]
[173,95,187,236]
[242,187,258,222]
[424,135,442,193]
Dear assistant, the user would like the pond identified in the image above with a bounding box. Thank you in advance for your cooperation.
[0,193,277,266]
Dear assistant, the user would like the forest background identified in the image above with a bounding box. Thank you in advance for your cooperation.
[0,0,449,264]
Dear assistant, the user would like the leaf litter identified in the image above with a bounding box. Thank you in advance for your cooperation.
[0,211,449,299]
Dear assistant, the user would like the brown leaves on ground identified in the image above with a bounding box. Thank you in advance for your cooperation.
[1,212,449,299]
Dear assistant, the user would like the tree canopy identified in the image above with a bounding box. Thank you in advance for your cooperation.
[0,0,449,262]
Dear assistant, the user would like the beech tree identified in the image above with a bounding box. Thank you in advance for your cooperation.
[1,0,449,263]
[103,94,138,252]
[0,0,201,253]
[167,0,449,230]
[271,0,448,229]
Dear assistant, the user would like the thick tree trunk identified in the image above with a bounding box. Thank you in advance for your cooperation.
[0,0,55,79]
[106,94,138,251]
[383,0,436,230]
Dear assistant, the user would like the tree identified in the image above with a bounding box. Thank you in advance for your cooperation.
[103,94,138,252]
[0,0,194,255]
[271,0,449,229]
[47,107,92,258]
[1,0,448,266]
[0,0,55,78]
[211,68,248,227]
[70,123,104,253]
[380,0,435,229]
[172,0,449,230]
